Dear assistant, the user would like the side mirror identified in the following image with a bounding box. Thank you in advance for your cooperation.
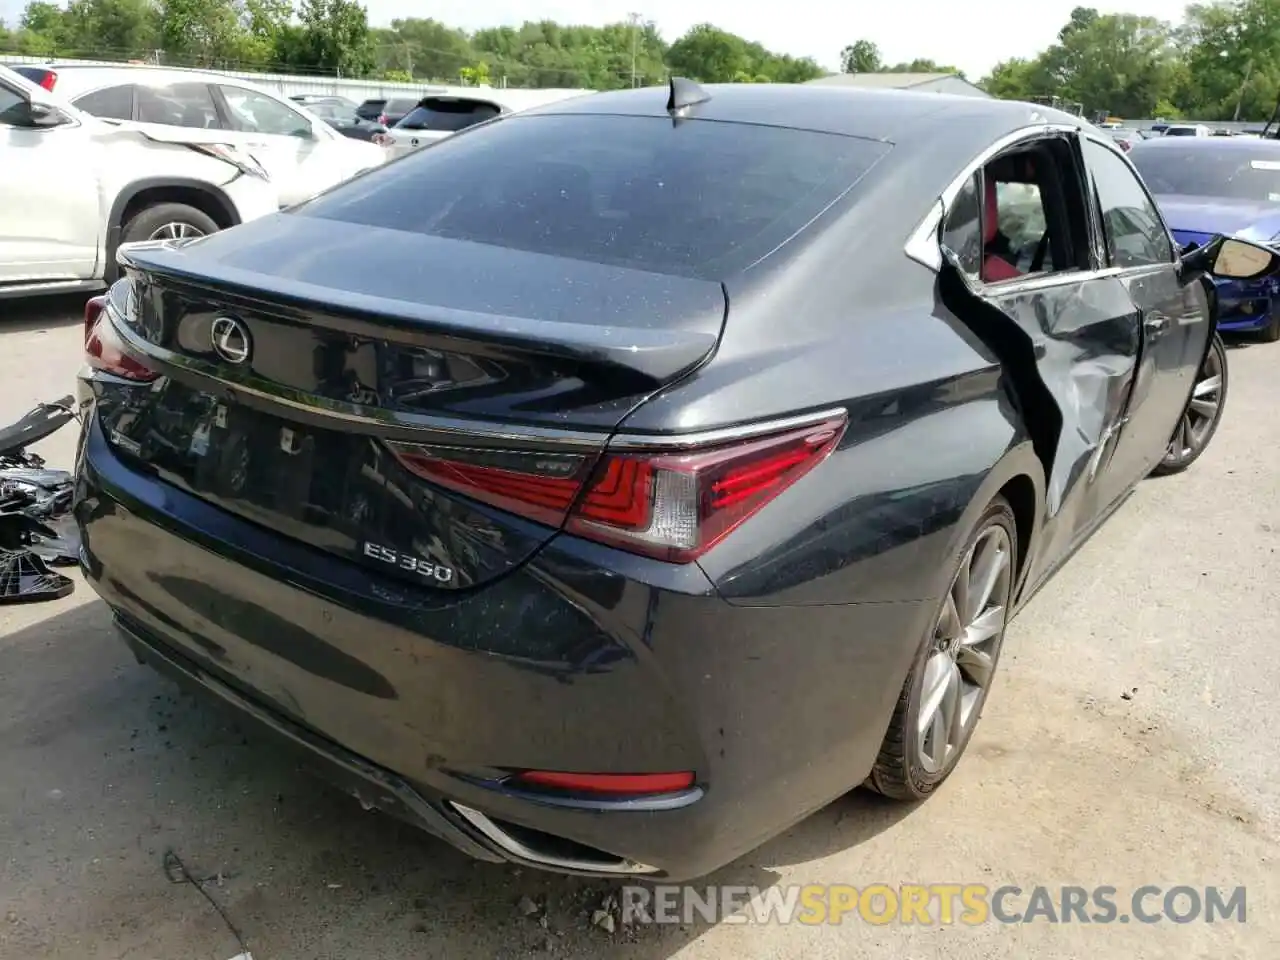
[28,101,69,128]
[1181,235,1280,282]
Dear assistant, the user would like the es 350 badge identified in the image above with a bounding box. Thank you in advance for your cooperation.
[362,541,454,583]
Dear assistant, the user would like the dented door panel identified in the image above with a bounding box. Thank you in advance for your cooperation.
[972,274,1142,578]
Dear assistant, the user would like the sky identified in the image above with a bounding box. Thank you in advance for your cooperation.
[1,0,1195,80]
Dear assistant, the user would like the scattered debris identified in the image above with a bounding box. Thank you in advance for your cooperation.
[0,396,80,605]
[1121,687,1138,701]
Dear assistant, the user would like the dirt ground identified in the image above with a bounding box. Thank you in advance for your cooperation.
[1,295,1277,959]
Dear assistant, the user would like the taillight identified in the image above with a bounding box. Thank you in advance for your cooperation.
[386,413,847,563]
[1117,138,1132,151]
[38,70,57,92]
[377,113,388,125]
[84,294,157,382]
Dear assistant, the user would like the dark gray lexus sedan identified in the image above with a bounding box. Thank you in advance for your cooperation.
[74,80,1269,880]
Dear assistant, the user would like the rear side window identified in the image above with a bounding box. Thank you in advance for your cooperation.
[397,99,500,132]
[297,114,889,280]
[356,99,385,119]
[137,82,221,128]
[73,84,134,121]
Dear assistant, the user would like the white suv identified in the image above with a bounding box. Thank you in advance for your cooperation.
[0,64,278,298]
[16,63,387,206]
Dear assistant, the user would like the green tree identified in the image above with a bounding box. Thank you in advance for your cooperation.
[840,39,881,73]
[980,57,1037,99]
[666,23,751,82]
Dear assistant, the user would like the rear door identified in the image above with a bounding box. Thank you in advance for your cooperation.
[0,75,100,282]
[211,83,352,205]
[936,128,1145,584]
[1078,134,1210,499]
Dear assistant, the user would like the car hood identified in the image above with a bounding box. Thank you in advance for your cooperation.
[1154,194,1280,243]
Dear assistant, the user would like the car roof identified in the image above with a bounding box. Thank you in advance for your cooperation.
[525,82,1091,145]
[22,62,285,98]
[1131,135,1280,152]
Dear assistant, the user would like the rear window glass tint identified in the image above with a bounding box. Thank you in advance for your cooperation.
[397,99,500,131]
[73,84,134,120]
[297,114,889,280]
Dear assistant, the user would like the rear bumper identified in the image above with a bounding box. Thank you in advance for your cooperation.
[74,412,926,879]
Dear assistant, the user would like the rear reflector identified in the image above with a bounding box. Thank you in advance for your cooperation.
[84,294,157,382]
[511,771,695,795]
[387,414,846,563]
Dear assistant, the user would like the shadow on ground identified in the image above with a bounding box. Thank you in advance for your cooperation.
[0,600,914,959]
[1,294,94,335]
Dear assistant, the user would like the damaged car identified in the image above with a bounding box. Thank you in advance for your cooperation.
[74,80,1272,881]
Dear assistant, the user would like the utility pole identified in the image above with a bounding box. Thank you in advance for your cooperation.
[629,12,643,87]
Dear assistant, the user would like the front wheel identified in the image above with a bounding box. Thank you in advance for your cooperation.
[1152,332,1228,476]
[866,496,1018,801]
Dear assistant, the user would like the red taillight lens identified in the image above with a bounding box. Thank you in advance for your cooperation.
[84,295,157,382]
[567,416,847,562]
[377,113,388,125]
[386,413,847,563]
[511,771,695,796]
[38,70,57,92]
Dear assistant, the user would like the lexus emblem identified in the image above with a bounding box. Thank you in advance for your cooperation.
[210,316,251,365]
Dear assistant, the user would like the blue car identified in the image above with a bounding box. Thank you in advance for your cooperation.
[1129,136,1280,340]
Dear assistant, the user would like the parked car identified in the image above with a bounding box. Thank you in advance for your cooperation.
[380,91,588,160]
[19,63,386,206]
[301,98,389,143]
[354,98,385,123]
[289,93,359,112]
[0,64,276,299]
[1108,126,1146,151]
[75,81,1265,881]
[375,96,421,128]
[1130,135,1280,341]
[1163,123,1212,137]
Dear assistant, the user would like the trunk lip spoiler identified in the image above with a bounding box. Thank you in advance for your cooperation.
[102,293,843,455]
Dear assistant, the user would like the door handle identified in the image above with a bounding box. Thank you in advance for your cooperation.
[1145,315,1169,334]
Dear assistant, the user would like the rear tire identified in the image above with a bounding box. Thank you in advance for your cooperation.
[121,202,218,246]
[1152,332,1228,476]
[867,495,1018,801]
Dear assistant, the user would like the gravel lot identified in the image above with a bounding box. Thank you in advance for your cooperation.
[1,295,1277,959]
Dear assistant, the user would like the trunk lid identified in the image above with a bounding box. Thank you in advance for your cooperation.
[105,214,726,591]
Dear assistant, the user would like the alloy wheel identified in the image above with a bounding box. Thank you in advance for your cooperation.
[917,524,1012,775]
[1164,338,1224,465]
[147,221,207,241]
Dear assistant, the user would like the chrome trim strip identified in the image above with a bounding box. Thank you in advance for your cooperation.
[451,802,661,875]
[905,199,944,271]
[608,406,849,451]
[905,121,1086,273]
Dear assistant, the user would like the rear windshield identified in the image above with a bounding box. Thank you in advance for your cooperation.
[396,98,500,131]
[385,98,418,114]
[1131,144,1280,202]
[297,114,889,280]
